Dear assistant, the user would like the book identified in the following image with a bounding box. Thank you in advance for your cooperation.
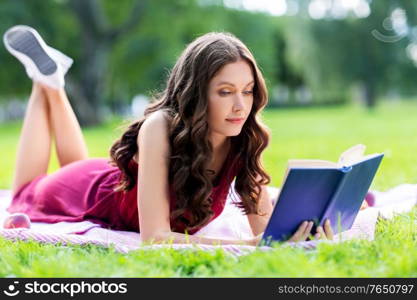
[260,144,384,246]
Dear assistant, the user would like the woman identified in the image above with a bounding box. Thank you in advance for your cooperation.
[4,25,334,246]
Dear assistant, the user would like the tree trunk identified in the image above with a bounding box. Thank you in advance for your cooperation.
[66,77,101,126]
[68,0,147,126]
[77,36,110,126]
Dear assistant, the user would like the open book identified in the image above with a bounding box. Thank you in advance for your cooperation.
[260,144,384,246]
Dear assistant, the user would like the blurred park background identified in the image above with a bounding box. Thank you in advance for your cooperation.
[1,0,417,189]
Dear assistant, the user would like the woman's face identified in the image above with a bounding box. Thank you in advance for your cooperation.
[207,59,254,140]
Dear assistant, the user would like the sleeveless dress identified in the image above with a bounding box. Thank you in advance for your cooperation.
[7,148,241,235]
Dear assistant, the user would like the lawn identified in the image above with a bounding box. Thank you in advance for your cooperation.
[0,101,416,277]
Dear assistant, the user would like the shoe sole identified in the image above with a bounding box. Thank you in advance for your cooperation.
[7,30,57,75]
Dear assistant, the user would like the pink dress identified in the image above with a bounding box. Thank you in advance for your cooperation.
[7,149,240,235]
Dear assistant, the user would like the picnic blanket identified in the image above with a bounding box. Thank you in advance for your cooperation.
[0,183,416,257]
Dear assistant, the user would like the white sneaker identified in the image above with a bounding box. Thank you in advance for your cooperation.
[3,25,73,89]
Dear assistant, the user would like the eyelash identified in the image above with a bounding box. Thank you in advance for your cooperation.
[219,90,253,96]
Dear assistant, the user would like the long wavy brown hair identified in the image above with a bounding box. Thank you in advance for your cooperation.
[109,32,271,232]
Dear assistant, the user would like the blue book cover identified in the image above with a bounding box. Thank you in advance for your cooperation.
[260,145,384,246]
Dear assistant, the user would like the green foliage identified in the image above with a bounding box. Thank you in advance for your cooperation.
[0,0,78,99]
[2,0,417,110]
[109,0,279,102]
[280,1,417,106]
[0,0,279,107]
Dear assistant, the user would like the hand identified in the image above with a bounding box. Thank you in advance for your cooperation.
[287,221,314,242]
[287,219,334,242]
[312,219,334,240]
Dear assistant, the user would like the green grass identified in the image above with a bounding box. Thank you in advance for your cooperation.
[0,101,416,277]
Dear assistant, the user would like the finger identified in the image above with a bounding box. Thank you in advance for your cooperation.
[289,221,308,242]
[324,219,334,240]
[302,221,314,240]
[316,226,326,240]
[295,221,308,240]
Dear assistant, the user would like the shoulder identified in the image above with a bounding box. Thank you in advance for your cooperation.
[138,110,170,140]
[132,110,172,164]
[137,110,171,156]
[140,110,170,132]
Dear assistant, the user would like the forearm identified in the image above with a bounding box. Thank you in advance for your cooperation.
[141,231,255,246]
[248,217,269,237]
[247,184,273,236]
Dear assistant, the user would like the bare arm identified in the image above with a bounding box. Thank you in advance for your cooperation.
[137,111,256,246]
[246,183,273,237]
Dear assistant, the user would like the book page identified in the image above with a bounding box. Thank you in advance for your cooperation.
[337,144,366,167]
[288,159,338,169]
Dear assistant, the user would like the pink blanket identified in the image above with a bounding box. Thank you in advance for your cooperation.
[1,183,416,257]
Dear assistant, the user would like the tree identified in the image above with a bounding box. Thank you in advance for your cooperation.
[282,0,411,108]
[66,0,148,125]
[0,0,148,125]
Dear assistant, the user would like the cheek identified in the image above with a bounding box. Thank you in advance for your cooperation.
[247,95,254,108]
[207,98,228,123]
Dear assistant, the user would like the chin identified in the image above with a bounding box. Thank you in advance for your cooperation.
[225,129,243,136]
[212,126,243,137]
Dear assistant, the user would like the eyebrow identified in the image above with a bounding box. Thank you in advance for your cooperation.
[216,80,255,87]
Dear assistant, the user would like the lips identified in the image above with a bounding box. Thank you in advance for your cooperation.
[226,117,245,124]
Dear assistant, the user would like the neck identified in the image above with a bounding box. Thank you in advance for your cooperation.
[210,132,230,153]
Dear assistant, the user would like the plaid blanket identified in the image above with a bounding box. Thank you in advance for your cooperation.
[1,184,415,257]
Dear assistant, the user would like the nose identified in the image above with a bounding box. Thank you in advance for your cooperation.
[233,94,245,112]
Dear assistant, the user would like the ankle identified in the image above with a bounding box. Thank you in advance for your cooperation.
[39,82,64,96]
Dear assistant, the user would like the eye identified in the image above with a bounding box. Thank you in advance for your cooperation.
[219,90,232,96]
[243,90,253,95]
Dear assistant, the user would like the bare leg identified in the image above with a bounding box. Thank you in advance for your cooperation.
[42,85,88,167]
[12,83,52,196]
